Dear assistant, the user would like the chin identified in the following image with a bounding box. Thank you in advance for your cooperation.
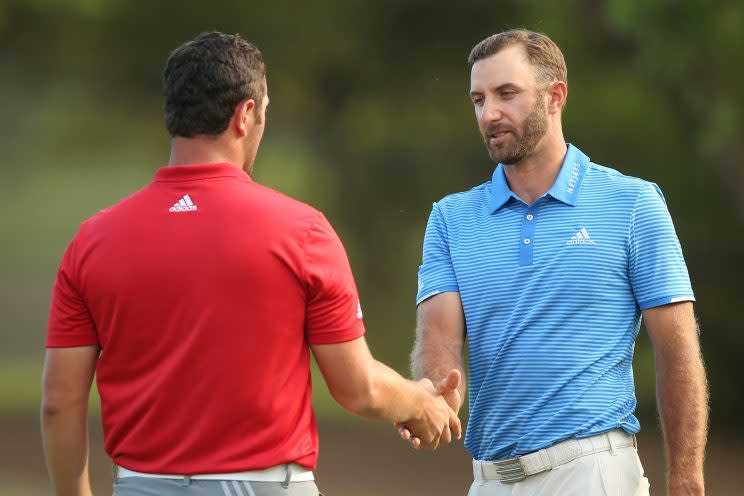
[488,148,518,165]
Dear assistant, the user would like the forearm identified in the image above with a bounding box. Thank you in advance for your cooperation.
[411,342,466,411]
[412,293,467,412]
[41,403,92,496]
[352,360,429,423]
[656,344,708,494]
[312,338,434,424]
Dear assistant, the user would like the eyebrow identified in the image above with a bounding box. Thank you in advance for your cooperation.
[469,82,521,97]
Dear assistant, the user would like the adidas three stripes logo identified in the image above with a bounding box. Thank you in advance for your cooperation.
[169,194,198,212]
[566,227,595,245]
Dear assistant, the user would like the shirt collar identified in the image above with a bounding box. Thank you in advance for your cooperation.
[488,165,516,211]
[154,163,250,182]
[488,143,590,212]
[547,144,590,206]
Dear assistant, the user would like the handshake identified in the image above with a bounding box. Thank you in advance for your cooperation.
[313,340,462,452]
[394,369,463,451]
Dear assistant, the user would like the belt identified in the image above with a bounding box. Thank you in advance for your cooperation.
[115,463,314,482]
[473,430,636,484]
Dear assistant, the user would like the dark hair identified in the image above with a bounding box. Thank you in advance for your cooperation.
[468,29,567,87]
[163,32,266,137]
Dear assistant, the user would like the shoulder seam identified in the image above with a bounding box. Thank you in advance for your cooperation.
[432,201,451,243]
[300,211,324,292]
[627,182,649,262]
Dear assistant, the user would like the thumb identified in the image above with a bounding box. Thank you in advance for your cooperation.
[437,369,461,394]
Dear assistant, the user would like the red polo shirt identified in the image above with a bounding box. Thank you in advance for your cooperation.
[46,163,365,473]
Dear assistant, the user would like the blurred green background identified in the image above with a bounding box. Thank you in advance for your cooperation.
[1,0,743,494]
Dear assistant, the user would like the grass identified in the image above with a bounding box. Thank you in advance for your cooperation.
[0,478,49,496]
[0,356,45,414]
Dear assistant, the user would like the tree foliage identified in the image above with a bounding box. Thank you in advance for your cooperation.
[1,0,741,429]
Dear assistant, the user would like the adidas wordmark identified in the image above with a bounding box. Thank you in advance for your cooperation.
[566,227,595,245]
[169,194,198,212]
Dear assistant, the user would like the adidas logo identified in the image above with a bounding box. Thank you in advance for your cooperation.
[169,194,198,212]
[567,227,595,245]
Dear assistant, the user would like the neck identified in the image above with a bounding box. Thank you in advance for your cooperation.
[503,131,567,205]
[168,136,241,168]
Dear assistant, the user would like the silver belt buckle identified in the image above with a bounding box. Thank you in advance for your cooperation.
[493,457,526,483]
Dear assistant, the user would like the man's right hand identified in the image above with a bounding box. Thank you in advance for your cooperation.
[437,369,462,414]
[397,369,462,450]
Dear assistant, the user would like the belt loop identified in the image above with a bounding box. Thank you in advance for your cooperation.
[545,444,558,467]
[539,448,551,470]
[112,463,118,482]
[281,464,291,489]
[181,475,192,487]
[478,461,486,486]
[607,432,617,456]
[633,434,638,449]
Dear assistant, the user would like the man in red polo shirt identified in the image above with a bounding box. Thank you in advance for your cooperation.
[41,32,460,496]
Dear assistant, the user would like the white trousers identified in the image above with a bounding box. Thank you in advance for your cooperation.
[468,445,650,496]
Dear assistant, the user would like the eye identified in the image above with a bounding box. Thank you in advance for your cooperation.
[471,96,484,106]
[501,90,516,98]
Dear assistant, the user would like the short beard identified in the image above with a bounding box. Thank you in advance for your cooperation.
[485,97,548,165]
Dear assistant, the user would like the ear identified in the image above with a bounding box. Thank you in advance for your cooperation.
[233,99,257,137]
[547,81,568,115]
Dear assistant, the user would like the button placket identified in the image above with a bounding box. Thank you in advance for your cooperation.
[519,207,538,266]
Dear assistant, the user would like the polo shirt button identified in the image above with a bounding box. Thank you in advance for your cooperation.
[523,238,531,245]
[526,214,534,221]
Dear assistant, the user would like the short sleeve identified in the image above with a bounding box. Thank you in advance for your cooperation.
[46,235,99,348]
[629,184,695,310]
[304,214,365,344]
[416,202,459,305]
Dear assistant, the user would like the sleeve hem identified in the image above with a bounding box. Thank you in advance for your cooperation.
[638,294,696,310]
[416,286,460,305]
[46,337,100,348]
[307,322,365,345]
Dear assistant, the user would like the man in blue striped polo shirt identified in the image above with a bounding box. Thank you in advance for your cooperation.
[404,30,708,495]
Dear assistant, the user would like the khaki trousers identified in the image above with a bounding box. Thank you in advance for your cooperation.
[112,477,321,496]
[468,445,650,496]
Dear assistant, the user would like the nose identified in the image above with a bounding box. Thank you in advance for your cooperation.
[479,98,503,125]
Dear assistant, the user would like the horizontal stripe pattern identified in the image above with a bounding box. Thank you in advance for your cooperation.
[417,145,694,461]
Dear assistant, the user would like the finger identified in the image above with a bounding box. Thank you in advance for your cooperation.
[418,433,438,451]
[441,423,452,445]
[399,427,411,441]
[437,369,461,394]
[410,437,420,449]
[450,413,462,440]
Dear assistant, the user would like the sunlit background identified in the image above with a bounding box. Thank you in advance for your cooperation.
[1,1,742,494]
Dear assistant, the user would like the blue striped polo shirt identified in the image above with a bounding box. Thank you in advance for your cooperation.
[416,144,694,461]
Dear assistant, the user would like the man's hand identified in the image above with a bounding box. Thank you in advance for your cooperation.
[396,369,462,450]
[437,368,462,414]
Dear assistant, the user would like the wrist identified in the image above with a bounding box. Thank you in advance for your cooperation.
[668,472,704,496]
